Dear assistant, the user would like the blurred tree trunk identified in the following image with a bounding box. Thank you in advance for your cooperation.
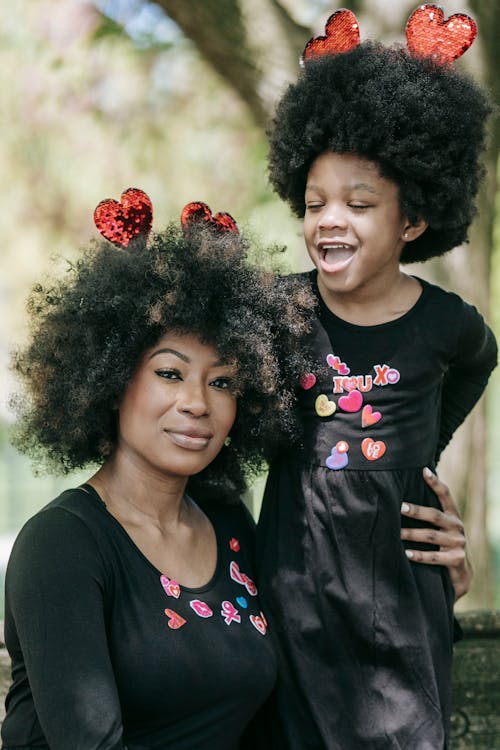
[156,0,498,607]
[431,1,500,609]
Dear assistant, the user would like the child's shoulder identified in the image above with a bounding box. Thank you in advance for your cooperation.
[414,276,480,318]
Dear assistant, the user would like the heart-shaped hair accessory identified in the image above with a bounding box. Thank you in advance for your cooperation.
[406,4,477,64]
[301,9,360,65]
[181,201,239,234]
[94,188,153,248]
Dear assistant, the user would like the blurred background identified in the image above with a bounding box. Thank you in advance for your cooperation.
[0,0,499,612]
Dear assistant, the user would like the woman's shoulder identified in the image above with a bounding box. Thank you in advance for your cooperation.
[11,485,108,560]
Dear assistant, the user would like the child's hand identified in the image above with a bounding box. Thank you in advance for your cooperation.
[400,467,472,601]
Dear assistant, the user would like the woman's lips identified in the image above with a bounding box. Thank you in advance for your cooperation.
[166,430,212,450]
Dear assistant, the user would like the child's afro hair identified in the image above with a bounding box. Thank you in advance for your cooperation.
[268,41,492,262]
[11,223,315,501]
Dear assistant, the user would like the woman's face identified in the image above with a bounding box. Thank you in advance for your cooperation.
[116,333,237,481]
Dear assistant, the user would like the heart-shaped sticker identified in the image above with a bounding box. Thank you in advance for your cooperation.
[181,201,238,234]
[300,372,317,390]
[326,354,350,375]
[326,446,348,470]
[338,389,363,413]
[94,188,153,248]
[302,9,360,63]
[406,4,477,64]
[160,574,181,599]
[362,404,382,428]
[315,394,336,417]
[361,438,386,461]
[164,608,186,630]
[236,596,248,609]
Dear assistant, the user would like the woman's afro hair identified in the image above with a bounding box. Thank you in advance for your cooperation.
[268,41,492,262]
[11,223,315,501]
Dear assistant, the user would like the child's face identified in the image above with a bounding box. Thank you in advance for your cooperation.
[304,152,409,307]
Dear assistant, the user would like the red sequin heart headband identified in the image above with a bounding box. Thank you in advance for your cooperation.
[94,189,238,248]
[301,4,477,66]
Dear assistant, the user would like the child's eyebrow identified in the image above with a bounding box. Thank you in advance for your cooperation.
[352,182,379,194]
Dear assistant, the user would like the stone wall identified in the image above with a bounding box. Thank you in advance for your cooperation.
[0,611,498,746]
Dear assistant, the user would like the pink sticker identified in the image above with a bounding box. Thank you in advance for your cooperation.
[190,600,213,618]
[338,389,363,412]
[229,537,240,552]
[230,561,258,596]
[160,575,180,599]
[362,404,382,428]
[221,600,241,625]
[164,608,186,629]
[250,612,267,635]
[300,372,316,390]
[326,354,350,375]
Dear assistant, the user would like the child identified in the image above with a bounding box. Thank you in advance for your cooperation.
[256,6,498,749]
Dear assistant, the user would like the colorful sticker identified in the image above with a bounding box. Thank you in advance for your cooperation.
[326,353,350,375]
[361,437,386,461]
[229,537,240,552]
[229,561,258,596]
[164,608,186,629]
[250,612,267,635]
[300,372,316,390]
[326,445,349,470]
[160,575,181,599]
[315,394,336,417]
[190,600,213,618]
[221,600,241,625]
[236,596,248,608]
[361,404,382,428]
[373,364,400,386]
[338,389,363,413]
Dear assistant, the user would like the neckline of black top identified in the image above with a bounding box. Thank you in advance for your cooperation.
[309,270,430,332]
[77,482,224,595]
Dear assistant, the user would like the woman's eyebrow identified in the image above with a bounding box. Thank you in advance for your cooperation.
[149,348,228,368]
[149,347,189,362]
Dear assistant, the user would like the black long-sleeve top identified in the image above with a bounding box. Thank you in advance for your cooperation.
[1,485,277,750]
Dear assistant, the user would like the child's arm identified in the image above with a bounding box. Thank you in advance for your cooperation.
[400,468,471,601]
[437,304,497,461]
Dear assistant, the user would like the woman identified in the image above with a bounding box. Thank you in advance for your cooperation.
[1,201,314,750]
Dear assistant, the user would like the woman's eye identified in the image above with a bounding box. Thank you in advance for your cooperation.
[155,369,181,380]
[210,377,234,391]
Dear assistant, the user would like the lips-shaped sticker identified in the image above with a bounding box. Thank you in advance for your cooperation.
[190,600,213,618]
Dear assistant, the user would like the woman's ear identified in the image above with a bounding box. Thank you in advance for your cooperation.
[402,218,428,242]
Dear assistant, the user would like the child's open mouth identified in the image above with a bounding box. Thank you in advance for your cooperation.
[318,242,355,272]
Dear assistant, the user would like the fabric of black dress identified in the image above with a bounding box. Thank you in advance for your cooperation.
[256,272,497,750]
[2,485,277,750]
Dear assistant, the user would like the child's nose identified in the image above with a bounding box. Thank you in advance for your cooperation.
[318,203,348,230]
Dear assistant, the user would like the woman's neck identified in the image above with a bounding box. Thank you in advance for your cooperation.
[88,452,189,530]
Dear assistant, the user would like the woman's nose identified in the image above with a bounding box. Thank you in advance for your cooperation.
[177,382,209,417]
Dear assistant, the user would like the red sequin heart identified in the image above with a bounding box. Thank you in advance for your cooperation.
[302,9,360,63]
[406,4,477,64]
[180,202,239,234]
[94,188,153,248]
